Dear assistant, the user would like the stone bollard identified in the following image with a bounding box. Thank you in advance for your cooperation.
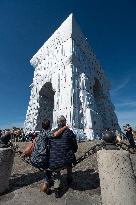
[0,147,15,194]
[97,150,136,205]
[130,154,136,176]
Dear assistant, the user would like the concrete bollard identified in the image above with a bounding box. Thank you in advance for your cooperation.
[97,150,136,205]
[0,147,15,194]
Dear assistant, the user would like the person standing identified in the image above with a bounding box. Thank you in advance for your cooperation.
[30,118,69,194]
[49,115,78,198]
[124,124,135,149]
[0,130,2,138]
[31,119,52,191]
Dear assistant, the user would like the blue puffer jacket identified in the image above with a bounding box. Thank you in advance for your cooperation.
[49,128,78,170]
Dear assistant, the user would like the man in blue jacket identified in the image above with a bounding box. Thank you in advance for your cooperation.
[49,115,78,198]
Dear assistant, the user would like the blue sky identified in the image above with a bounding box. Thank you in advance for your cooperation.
[0,0,136,130]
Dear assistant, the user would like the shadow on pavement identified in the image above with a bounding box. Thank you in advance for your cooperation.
[57,168,100,197]
[2,168,100,198]
[9,171,45,191]
[72,169,100,191]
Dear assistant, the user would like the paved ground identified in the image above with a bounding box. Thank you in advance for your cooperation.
[0,141,102,205]
[1,140,135,205]
[0,186,101,205]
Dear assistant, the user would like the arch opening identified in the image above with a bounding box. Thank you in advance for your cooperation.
[36,82,55,130]
[93,78,103,98]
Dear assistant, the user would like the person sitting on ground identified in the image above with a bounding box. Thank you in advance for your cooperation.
[124,124,135,149]
[47,115,78,198]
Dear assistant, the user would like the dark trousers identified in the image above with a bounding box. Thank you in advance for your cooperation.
[31,161,51,183]
[44,165,73,189]
[44,170,52,183]
[127,134,135,148]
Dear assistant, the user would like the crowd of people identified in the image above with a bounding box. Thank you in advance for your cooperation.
[0,119,136,198]
[0,128,37,142]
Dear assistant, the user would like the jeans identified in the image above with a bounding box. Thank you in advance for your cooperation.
[44,170,52,183]
[31,161,52,184]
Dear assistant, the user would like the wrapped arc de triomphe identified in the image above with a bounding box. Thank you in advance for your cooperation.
[24,14,120,139]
